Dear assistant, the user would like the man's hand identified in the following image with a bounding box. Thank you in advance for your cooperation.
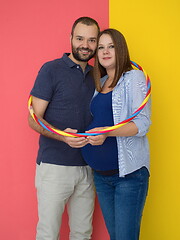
[86,127,108,146]
[63,128,89,148]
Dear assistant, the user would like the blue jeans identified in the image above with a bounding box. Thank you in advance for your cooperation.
[94,167,149,240]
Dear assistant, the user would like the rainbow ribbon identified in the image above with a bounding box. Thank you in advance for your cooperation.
[28,61,151,137]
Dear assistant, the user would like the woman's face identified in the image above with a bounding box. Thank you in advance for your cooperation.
[97,34,116,70]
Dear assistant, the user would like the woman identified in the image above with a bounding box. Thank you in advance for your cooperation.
[81,29,151,240]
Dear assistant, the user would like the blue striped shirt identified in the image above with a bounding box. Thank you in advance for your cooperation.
[93,70,151,177]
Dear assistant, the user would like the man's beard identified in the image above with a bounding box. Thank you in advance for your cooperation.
[71,46,96,62]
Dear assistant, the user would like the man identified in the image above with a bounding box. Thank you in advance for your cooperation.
[28,17,100,240]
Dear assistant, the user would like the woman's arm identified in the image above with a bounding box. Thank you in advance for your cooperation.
[86,122,138,146]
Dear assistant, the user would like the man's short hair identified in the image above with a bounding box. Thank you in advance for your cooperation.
[71,16,100,36]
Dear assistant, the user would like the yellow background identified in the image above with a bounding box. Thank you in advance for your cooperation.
[110,0,180,239]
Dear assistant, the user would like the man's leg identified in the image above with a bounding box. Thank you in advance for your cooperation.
[35,163,76,240]
[67,166,95,240]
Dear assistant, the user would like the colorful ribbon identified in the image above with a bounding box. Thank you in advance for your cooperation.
[28,61,151,137]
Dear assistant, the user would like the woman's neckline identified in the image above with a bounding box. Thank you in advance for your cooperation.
[98,91,112,95]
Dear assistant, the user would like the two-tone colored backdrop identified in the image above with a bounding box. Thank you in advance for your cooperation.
[1,0,180,239]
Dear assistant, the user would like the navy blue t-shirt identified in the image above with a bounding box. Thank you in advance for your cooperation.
[81,91,118,171]
[30,53,95,166]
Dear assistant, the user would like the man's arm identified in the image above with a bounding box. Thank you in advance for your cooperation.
[28,96,88,148]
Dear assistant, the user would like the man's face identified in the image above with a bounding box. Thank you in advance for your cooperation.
[71,23,98,62]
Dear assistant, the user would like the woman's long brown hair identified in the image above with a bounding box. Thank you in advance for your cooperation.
[93,29,133,92]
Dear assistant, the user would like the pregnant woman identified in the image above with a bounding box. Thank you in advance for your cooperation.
[82,28,151,240]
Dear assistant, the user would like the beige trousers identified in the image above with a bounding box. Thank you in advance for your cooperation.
[35,163,95,240]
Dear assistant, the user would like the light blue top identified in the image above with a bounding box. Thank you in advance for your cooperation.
[93,69,151,177]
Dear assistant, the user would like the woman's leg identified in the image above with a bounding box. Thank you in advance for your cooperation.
[94,172,116,240]
[115,167,149,240]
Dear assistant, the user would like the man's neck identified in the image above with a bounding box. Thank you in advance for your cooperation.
[68,53,87,72]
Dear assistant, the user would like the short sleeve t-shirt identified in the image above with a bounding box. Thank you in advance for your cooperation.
[30,53,95,166]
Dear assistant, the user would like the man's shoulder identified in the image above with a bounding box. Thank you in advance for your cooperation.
[39,57,66,73]
[43,57,63,67]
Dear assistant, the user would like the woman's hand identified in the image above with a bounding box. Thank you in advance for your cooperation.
[86,127,108,146]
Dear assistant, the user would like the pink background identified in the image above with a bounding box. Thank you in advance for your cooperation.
[1,1,109,239]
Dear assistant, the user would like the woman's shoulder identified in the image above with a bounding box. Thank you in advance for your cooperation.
[124,69,145,78]
[123,69,146,85]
